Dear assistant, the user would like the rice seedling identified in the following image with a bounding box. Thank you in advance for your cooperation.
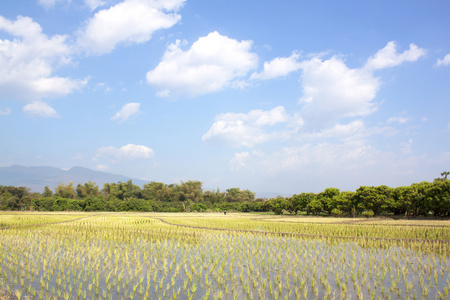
[0,212,448,299]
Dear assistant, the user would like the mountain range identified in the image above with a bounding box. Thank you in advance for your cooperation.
[0,165,287,198]
[0,165,148,193]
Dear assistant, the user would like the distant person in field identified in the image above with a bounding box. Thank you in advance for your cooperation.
[224,210,227,215]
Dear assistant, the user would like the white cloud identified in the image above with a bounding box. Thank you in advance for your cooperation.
[202,106,289,147]
[297,42,424,127]
[231,142,382,175]
[146,31,258,97]
[111,102,141,122]
[300,120,367,141]
[22,101,60,118]
[250,52,301,80]
[364,41,426,70]
[299,56,379,124]
[436,54,450,67]
[95,144,154,161]
[230,152,250,171]
[77,0,184,55]
[0,15,85,103]
[0,107,11,115]
[84,0,106,11]
[386,112,410,124]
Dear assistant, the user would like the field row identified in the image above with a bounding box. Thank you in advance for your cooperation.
[0,213,449,299]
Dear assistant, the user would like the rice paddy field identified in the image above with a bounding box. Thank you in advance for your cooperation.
[0,212,449,299]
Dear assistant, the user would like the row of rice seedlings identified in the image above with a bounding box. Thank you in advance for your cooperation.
[0,213,448,299]
[164,215,450,243]
[0,213,89,228]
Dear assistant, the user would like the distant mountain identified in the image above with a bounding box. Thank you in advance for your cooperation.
[0,165,149,193]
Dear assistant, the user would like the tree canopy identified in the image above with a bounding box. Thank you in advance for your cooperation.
[1,172,449,217]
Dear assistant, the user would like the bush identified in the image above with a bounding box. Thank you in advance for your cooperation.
[361,210,374,218]
[331,208,344,216]
[191,203,207,212]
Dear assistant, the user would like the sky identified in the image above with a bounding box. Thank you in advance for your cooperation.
[1,0,449,196]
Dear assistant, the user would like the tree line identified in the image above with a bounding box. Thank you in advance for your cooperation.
[0,173,449,217]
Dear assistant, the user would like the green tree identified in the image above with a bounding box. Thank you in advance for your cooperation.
[102,180,140,201]
[390,186,416,216]
[355,185,391,216]
[334,191,355,215]
[76,181,100,198]
[225,188,255,203]
[52,197,69,211]
[123,198,152,212]
[54,182,76,199]
[84,196,106,211]
[42,186,53,197]
[320,187,340,215]
[143,181,175,202]
[203,188,225,204]
[426,180,450,216]
[239,202,252,212]
[191,203,208,212]
[307,197,323,215]
[409,182,433,216]
[289,193,316,215]
[268,197,288,215]
[175,180,203,203]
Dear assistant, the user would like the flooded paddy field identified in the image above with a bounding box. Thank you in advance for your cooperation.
[0,212,449,299]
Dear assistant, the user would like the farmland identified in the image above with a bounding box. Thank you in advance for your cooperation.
[0,212,449,299]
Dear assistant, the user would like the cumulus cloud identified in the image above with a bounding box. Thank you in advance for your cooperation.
[77,0,184,55]
[202,106,290,147]
[297,42,425,126]
[111,102,141,123]
[364,41,425,70]
[146,31,258,97]
[298,56,379,124]
[95,144,154,161]
[0,15,85,104]
[250,51,301,80]
[436,54,450,67]
[22,101,60,118]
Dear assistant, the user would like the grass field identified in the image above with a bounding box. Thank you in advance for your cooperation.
[0,212,449,299]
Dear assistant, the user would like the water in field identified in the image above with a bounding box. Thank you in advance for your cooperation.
[0,215,449,299]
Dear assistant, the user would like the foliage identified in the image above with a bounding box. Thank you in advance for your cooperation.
[1,172,449,216]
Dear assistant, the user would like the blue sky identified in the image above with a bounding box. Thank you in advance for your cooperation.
[1,0,449,196]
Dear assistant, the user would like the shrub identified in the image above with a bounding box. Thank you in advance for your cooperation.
[331,208,344,216]
[361,209,374,218]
